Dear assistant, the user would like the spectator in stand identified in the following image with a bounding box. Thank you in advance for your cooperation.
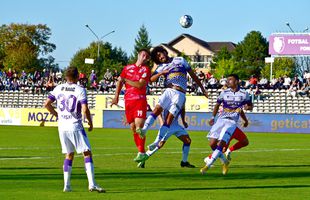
[283,75,291,89]
[89,70,97,84]
[20,70,27,82]
[208,75,218,89]
[304,70,310,85]
[11,78,19,91]
[113,69,120,81]
[0,79,4,91]
[219,75,227,87]
[205,70,212,80]
[104,69,113,81]
[6,68,13,80]
[198,71,206,82]
[46,76,55,92]
[79,71,87,88]
[98,79,108,92]
[299,81,309,97]
[292,75,302,89]
[56,70,63,81]
[259,77,269,89]
[248,75,258,89]
[90,79,98,91]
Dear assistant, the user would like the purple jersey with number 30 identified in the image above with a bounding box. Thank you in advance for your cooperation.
[48,83,87,130]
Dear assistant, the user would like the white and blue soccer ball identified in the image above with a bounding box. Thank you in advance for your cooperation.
[179,15,193,28]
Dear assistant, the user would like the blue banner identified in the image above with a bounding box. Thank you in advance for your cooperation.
[103,111,310,133]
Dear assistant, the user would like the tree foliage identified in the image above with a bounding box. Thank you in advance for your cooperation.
[261,57,296,79]
[233,31,269,77]
[70,41,128,79]
[0,23,56,72]
[129,24,152,63]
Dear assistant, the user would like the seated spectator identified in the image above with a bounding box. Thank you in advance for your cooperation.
[219,76,227,87]
[113,69,120,81]
[90,80,98,91]
[197,71,206,82]
[208,75,218,89]
[259,77,269,89]
[56,70,63,81]
[299,82,309,97]
[11,78,19,91]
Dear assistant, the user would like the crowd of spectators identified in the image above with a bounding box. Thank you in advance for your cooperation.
[1,68,309,98]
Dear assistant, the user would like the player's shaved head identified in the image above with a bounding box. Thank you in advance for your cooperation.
[65,67,79,82]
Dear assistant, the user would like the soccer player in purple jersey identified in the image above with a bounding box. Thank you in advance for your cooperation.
[44,67,105,193]
[200,74,253,175]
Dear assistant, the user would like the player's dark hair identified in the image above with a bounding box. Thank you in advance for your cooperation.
[65,67,79,81]
[227,74,240,81]
[151,46,168,64]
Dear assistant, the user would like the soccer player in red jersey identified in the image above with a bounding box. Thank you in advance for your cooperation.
[111,49,151,168]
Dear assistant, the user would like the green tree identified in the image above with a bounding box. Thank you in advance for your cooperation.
[0,23,56,72]
[233,31,269,78]
[70,41,128,81]
[213,58,247,79]
[129,24,152,63]
[261,57,296,79]
[210,47,232,71]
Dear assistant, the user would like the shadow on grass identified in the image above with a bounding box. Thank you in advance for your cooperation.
[108,184,310,194]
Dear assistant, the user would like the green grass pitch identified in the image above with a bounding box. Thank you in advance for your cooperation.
[0,126,310,199]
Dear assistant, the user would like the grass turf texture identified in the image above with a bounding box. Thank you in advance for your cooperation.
[0,126,310,200]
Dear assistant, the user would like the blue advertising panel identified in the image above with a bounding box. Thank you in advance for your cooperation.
[103,111,310,133]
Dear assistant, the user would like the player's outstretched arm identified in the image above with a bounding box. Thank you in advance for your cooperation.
[111,77,124,107]
[82,104,93,132]
[44,98,58,118]
[150,70,169,82]
[188,69,208,98]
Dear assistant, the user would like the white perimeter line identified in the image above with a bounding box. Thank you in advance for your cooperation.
[1,149,310,160]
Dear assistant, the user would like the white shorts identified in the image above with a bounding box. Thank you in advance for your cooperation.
[207,118,237,144]
[162,124,188,141]
[58,129,92,154]
[158,88,186,117]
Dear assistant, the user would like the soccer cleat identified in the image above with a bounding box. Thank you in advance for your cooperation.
[225,150,232,161]
[63,185,72,192]
[180,161,196,168]
[147,143,156,151]
[222,161,230,175]
[136,128,146,138]
[89,185,106,193]
[137,161,145,168]
[133,153,149,163]
[200,165,209,175]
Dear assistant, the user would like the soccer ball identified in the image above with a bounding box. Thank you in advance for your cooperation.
[179,15,193,28]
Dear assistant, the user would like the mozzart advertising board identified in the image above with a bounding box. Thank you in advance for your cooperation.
[269,34,310,55]
[103,111,310,133]
[95,95,209,112]
[0,108,103,128]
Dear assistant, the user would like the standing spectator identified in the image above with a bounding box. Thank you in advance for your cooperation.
[46,76,55,92]
[104,69,113,81]
[6,68,13,80]
[113,69,120,81]
[20,70,27,82]
[56,70,63,81]
[283,75,291,89]
[198,71,206,82]
[248,75,258,89]
[89,70,97,84]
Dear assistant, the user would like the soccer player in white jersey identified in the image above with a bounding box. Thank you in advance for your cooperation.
[142,105,195,168]
[200,74,253,175]
[135,46,208,164]
[44,67,104,193]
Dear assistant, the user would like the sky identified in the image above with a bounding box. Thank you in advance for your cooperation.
[1,0,310,68]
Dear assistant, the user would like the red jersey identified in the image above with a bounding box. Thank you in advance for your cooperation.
[120,64,151,100]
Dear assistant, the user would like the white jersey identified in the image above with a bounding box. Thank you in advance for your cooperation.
[217,87,251,122]
[48,83,87,130]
